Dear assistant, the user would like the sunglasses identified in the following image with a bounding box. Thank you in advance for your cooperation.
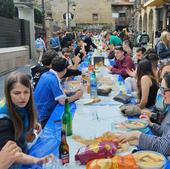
[160,87,170,94]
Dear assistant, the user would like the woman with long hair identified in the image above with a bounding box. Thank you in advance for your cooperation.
[118,72,170,156]
[136,59,159,109]
[156,31,170,59]
[0,72,53,168]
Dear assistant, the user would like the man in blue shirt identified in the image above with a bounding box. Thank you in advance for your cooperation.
[34,57,83,127]
[50,32,61,52]
[35,34,47,63]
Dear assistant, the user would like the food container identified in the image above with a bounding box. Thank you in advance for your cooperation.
[75,141,118,164]
[124,119,148,130]
[133,151,166,169]
[111,119,149,134]
[64,80,81,92]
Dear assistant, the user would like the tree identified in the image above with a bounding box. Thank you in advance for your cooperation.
[34,8,42,24]
[0,0,15,18]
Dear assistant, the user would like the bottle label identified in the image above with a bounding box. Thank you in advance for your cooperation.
[60,153,69,165]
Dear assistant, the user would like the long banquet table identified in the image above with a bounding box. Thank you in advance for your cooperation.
[21,52,170,168]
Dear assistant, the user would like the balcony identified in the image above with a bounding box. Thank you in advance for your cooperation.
[110,0,134,5]
[14,0,34,8]
[143,0,165,7]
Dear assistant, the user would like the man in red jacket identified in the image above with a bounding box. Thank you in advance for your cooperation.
[107,46,134,79]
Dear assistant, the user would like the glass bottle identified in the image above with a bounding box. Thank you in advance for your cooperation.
[59,130,69,165]
[62,99,72,136]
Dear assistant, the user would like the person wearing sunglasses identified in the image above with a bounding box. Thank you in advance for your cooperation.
[118,72,170,156]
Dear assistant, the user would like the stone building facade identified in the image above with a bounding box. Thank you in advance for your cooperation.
[35,0,134,30]
[135,0,170,45]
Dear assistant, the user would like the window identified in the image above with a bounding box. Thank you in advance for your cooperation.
[92,13,98,21]
[119,13,126,17]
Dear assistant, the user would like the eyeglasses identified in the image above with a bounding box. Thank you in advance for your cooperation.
[160,87,170,94]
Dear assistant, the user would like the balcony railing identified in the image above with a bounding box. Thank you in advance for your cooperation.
[14,0,34,7]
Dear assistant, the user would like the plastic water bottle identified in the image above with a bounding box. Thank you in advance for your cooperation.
[90,71,98,99]
[118,75,126,95]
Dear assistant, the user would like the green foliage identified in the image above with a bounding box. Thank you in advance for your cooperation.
[0,0,15,18]
[34,8,42,24]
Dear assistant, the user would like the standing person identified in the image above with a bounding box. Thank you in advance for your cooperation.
[156,31,170,60]
[0,72,53,168]
[35,34,47,63]
[50,32,61,52]
[139,30,149,48]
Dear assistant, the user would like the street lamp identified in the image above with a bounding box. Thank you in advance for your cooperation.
[66,0,76,30]
[72,2,76,11]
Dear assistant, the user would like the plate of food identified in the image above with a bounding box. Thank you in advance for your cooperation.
[83,98,101,105]
[112,120,149,134]
[123,119,148,130]
[64,80,81,92]
[133,151,166,169]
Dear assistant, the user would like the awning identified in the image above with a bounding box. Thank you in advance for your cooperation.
[143,0,165,7]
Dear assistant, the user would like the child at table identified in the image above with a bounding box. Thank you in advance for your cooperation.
[0,72,53,168]
[118,72,170,156]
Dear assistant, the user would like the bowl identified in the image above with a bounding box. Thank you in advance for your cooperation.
[124,119,148,130]
[133,151,166,169]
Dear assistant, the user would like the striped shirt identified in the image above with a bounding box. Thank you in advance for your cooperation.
[139,105,170,156]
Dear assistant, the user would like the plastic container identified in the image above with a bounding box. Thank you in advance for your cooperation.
[90,71,98,99]
[133,151,166,169]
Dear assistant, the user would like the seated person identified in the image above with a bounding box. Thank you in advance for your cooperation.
[125,47,146,94]
[104,32,122,48]
[0,72,52,168]
[107,46,134,79]
[141,61,170,124]
[83,30,97,53]
[0,141,22,169]
[74,38,86,64]
[34,57,83,128]
[31,50,58,89]
[62,48,81,77]
[118,72,170,156]
[125,50,158,95]
[136,59,159,109]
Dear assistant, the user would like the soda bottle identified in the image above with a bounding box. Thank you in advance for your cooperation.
[62,99,72,136]
[90,70,98,99]
[59,130,69,165]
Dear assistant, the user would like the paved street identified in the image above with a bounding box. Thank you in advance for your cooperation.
[0,61,36,99]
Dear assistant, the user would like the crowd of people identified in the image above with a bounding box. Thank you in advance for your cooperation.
[0,28,170,168]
